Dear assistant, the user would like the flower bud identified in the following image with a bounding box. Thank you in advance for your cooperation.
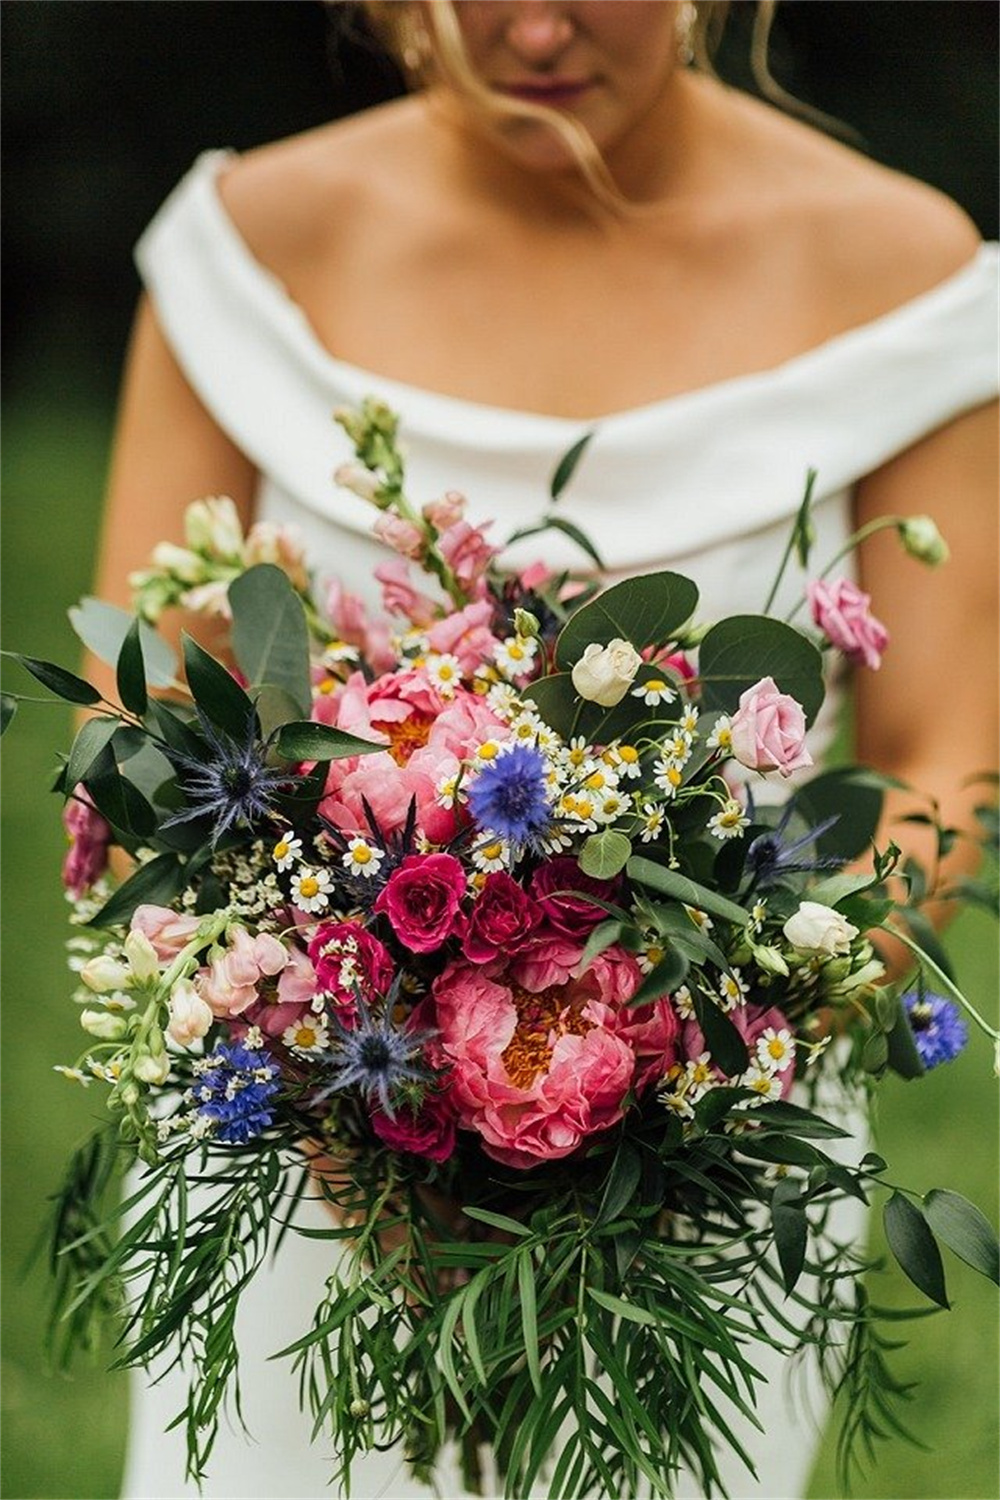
[124,930,160,984]
[168,979,214,1046]
[422,490,466,530]
[134,1053,171,1085]
[783,901,858,958]
[149,542,208,584]
[898,515,949,567]
[80,955,130,993]
[184,496,244,558]
[513,608,541,641]
[570,638,642,707]
[333,462,382,503]
[119,1081,141,1107]
[753,945,790,977]
[80,1008,128,1041]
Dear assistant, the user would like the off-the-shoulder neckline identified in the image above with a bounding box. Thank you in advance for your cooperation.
[186,148,998,434]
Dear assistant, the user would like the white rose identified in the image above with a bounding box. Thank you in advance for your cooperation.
[167,979,214,1046]
[783,901,859,957]
[184,496,244,559]
[571,638,642,708]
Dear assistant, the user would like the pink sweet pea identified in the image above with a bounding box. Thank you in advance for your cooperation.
[61,787,111,898]
[729,677,813,777]
[518,560,554,593]
[130,904,202,961]
[243,945,317,1038]
[374,853,467,953]
[197,926,289,1018]
[807,577,889,670]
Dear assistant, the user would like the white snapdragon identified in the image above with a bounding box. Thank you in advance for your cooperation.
[571,638,642,708]
[167,979,214,1046]
[783,901,859,957]
[80,955,130,993]
[79,1008,128,1041]
[184,496,245,558]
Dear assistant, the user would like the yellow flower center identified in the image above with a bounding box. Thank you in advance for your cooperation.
[501,983,593,1090]
[299,876,319,898]
[477,741,500,761]
[274,840,290,860]
[294,1024,318,1048]
[767,1037,788,1060]
[619,745,639,764]
[351,845,372,866]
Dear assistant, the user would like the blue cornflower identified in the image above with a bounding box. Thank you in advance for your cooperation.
[466,744,552,847]
[903,991,969,1069]
[163,711,291,846]
[743,799,843,890]
[318,997,432,1118]
[192,1041,281,1143]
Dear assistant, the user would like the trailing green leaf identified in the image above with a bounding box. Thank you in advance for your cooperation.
[883,1192,949,1308]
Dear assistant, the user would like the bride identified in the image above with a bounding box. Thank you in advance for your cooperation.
[92,3,997,1496]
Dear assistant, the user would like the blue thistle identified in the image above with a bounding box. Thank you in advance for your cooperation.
[192,1041,281,1144]
[318,995,433,1119]
[743,799,843,890]
[903,991,969,1069]
[163,710,291,846]
[466,744,552,847]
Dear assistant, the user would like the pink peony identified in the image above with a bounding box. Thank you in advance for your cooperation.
[130,904,202,961]
[372,1091,458,1162]
[807,577,889,670]
[375,853,467,953]
[529,857,620,937]
[465,872,543,963]
[431,939,676,1168]
[728,676,813,777]
[61,787,111,898]
[308,921,395,1021]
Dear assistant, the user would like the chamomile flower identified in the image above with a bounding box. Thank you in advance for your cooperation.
[322,640,360,666]
[493,635,538,677]
[749,900,768,934]
[291,867,335,913]
[342,839,386,879]
[580,763,619,796]
[638,802,666,842]
[677,703,700,737]
[595,789,632,823]
[706,716,734,754]
[673,984,696,1020]
[426,653,463,697]
[632,677,676,707]
[435,772,463,810]
[605,743,642,779]
[471,836,512,873]
[742,1067,783,1103]
[659,1083,695,1121]
[473,739,503,765]
[708,800,751,840]
[558,793,599,832]
[685,1053,716,1096]
[282,1015,330,1055]
[756,1028,796,1071]
[485,681,520,717]
[561,736,591,772]
[661,730,694,766]
[718,968,749,1012]
[684,906,714,933]
[653,760,684,797]
[637,939,667,975]
[53,1065,91,1086]
[272,833,303,872]
[508,710,544,745]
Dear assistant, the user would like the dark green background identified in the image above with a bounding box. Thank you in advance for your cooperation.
[2,5,997,1497]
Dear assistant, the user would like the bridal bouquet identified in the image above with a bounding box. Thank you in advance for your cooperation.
[7,399,998,1498]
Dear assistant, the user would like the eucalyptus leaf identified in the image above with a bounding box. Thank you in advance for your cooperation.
[68,597,178,688]
[883,1192,949,1307]
[182,634,257,739]
[229,565,311,714]
[924,1190,1000,1286]
[549,430,595,501]
[116,618,148,717]
[554,571,699,670]
[272,721,383,763]
[578,829,633,880]
[698,616,825,725]
[5,652,101,706]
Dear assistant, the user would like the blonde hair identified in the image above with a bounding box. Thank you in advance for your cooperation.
[357,2,845,212]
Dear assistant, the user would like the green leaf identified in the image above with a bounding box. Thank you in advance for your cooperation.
[517,1251,542,1397]
[884,992,926,1080]
[272,721,383,763]
[578,829,632,880]
[628,947,689,1004]
[554,571,699,670]
[85,758,157,842]
[66,716,120,791]
[794,767,885,862]
[883,1192,949,1308]
[752,1100,851,1139]
[586,1287,658,1327]
[461,1206,531,1238]
[116,618,147,717]
[143,699,204,760]
[692,989,749,1077]
[87,852,185,930]
[521,665,680,746]
[626,858,750,926]
[549,430,595,501]
[0,694,17,735]
[229,565,312,715]
[578,918,625,975]
[253,684,307,742]
[68,598,178,688]
[596,1142,642,1227]
[698,616,825,725]
[5,652,101,706]
[181,634,256,739]
[772,1178,808,1293]
[924,1189,1000,1286]
[792,467,817,568]
[507,514,605,571]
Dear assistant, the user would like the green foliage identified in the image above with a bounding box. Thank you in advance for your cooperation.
[229,564,312,715]
[698,616,825,725]
[554,571,699,670]
[69,596,178,688]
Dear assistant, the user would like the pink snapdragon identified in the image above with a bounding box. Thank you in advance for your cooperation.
[374,559,439,627]
[373,513,426,561]
[198,927,289,1018]
[438,519,498,598]
[729,677,813,777]
[807,577,889,670]
[422,490,467,530]
[426,599,501,676]
[61,787,112,898]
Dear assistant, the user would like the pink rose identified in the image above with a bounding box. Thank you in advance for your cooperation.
[373,512,426,561]
[61,787,111,898]
[308,921,395,1022]
[529,857,620,936]
[728,676,813,777]
[372,1091,458,1162]
[465,872,543,963]
[130,904,202,961]
[807,577,889,670]
[437,519,498,597]
[422,490,467,530]
[374,853,467,953]
[374,558,438,626]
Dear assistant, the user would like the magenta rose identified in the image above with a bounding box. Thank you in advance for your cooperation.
[529,857,620,936]
[308,921,395,1021]
[372,1090,458,1163]
[374,853,467,953]
[465,872,543,963]
[728,676,813,777]
[807,577,889,670]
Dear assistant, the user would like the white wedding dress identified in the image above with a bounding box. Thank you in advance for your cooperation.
[121,152,998,1500]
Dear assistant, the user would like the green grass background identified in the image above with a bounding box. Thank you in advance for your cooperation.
[1,380,997,1499]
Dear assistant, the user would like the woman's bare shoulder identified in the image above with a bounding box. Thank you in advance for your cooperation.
[215,97,432,271]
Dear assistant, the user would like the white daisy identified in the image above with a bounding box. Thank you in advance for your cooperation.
[673,984,696,1020]
[717,968,749,1012]
[323,640,359,665]
[638,803,666,843]
[684,905,714,933]
[632,677,676,707]
[471,836,511,873]
[493,635,538,677]
[282,1016,330,1054]
[706,716,734,754]
[291,867,335,912]
[605,743,642,779]
[637,939,667,976]
[53,1065,91,1086]
[435,772,463,809]
[560,736,591,772]
[426,653,463,697]
[708,800,750,840]
[341,839,385,879]
[485,681,520,717]
[677,703,700,737]
[742,1067,783,1102]
[595,789,632,823]
[272,833,303,871]
[653,760,684,797]
[756,1028,796,1072]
